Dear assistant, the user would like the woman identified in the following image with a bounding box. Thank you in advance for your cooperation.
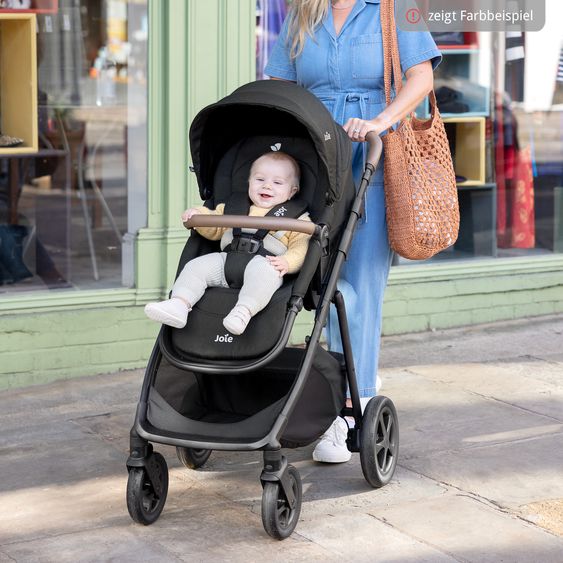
[265,0,441,463]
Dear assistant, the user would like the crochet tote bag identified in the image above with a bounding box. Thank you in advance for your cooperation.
[380,0,459,259]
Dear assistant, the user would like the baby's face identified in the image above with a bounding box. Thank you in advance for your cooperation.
[248,156,298,209]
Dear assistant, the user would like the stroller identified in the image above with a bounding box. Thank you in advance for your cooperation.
[126,80,399,540]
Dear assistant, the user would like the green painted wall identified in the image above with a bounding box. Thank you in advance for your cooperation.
[0,307,158,389]
[382,256,563,335]
[0,2,562,390]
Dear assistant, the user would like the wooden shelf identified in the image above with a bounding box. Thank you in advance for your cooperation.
[0,13,38,155]
[444,116,486,186]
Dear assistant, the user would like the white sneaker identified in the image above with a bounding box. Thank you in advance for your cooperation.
[312,417,351,463]
[144,298,190,328]
[223,305,252,335]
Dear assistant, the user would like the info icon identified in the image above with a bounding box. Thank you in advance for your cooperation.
[405,7,421,24]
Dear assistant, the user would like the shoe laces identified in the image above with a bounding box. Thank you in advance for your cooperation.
[320,417,348,446]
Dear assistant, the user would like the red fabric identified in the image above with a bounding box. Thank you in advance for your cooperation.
[509,146,535,248]
[495,110,508,246]
[496,103,536,249]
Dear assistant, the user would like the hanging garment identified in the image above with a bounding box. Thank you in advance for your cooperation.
[509,146,536,249]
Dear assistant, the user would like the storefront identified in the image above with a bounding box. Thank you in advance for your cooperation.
[0,0,561,388]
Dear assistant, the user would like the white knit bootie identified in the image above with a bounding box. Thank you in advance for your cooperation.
[144,298,190,328]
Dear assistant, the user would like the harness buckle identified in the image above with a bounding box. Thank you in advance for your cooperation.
[231,235,261,254]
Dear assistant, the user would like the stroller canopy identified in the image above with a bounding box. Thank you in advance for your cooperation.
[189,80,352,205]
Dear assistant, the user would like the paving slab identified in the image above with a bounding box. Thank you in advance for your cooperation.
[375,493,563,563]
[379,315,563,368]
[406,362,563,422]
[296,512,457,562]
[400,432,563,508]
[1,527,183,563]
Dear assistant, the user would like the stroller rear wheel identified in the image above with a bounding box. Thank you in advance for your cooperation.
[359,396,399,488]
[261,464,302,540]
[176,447,212,469]
[126,451,169,525]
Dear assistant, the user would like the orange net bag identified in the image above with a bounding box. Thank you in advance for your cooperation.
[380,0,459,260]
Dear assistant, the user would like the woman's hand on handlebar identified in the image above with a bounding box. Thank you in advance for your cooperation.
[343,115,387,142]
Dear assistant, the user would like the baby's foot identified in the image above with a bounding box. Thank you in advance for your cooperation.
[144,298,190,328]
[223,305,252,335]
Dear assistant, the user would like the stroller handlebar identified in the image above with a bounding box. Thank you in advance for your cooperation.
[365,131,383,169]
[184,215,318,236]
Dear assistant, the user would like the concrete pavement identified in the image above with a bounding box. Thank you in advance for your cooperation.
[1,315,563,562]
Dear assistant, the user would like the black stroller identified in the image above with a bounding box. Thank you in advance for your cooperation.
[126,80,399,540]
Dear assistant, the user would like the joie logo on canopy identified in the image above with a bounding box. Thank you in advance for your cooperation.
[215,333,234,343]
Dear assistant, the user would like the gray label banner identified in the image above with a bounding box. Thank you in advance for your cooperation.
[396,0,545,32]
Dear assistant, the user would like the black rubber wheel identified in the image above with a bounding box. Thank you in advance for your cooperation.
[360,396,399,488]
[126,452,169,525]
[176,447,212,469]
[261,465,302,540]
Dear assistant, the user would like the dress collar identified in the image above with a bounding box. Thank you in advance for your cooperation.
[324,0,378,40]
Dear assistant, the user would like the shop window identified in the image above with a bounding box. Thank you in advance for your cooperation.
[0,0,147,293]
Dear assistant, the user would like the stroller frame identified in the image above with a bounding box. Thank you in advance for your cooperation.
[127,129,398,538]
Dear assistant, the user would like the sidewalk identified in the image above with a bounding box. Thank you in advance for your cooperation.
[1,315,563,562]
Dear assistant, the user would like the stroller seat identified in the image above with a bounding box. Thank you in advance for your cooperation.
[163,132,327,366]
[167,281,294,361]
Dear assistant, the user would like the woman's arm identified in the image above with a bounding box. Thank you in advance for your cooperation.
[344,60,434,141]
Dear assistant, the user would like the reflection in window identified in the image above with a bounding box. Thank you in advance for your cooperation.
[0,0,148,294]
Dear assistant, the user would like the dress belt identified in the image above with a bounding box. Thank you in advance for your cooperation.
[314,90,388,183]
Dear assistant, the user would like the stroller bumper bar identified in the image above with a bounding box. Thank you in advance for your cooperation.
[184,214,320,237]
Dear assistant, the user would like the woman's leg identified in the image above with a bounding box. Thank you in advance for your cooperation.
[314,183,392,463]
[327,183,393,397]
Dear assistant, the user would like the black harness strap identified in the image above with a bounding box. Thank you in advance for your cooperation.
[224,197,309,289]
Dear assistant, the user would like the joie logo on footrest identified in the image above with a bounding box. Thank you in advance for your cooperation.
[214,333,234,343]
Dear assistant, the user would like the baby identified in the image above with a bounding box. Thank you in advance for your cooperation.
[144,151,311,335]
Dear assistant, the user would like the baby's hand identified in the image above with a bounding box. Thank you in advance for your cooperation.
[182,208,199,222]
[266,256,289,277]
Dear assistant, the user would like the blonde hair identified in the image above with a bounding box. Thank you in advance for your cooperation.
[250,151,301,189]
[287,0,329,59]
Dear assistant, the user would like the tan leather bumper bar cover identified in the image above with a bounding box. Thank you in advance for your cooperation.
[184,215,317,236]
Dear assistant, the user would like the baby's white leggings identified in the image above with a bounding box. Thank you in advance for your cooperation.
[172,253,283,315]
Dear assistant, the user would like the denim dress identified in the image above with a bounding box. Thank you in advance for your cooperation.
[265,0,441,397]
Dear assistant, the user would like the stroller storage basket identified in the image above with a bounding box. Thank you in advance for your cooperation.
[145,347,346,447]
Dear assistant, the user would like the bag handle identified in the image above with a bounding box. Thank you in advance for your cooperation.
[381,0,438,119]
[381,0,403,106]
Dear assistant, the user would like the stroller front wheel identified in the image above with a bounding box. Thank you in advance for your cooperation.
[359,396,399,488]
[126,451,169,525]
[261,464,302,540]
[176,447,212,469]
